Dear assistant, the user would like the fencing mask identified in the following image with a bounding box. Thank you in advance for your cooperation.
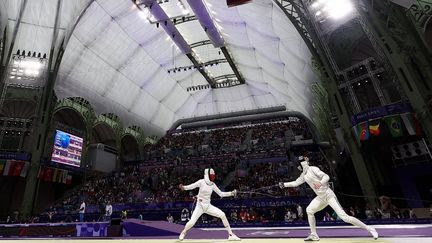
[204,168,216,185]
[297,156,310,172]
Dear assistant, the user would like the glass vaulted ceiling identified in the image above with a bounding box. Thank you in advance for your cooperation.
[2,0,316,136]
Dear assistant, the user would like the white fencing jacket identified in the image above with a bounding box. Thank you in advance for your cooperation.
[283,166,335,200]
[183,179,233,204]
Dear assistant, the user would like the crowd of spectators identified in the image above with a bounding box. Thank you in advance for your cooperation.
[250,122,293,150]
[230,205,304,223]
[158,132,205,150]
[43,154,239,219]
[166,200,420,226]
[143,117,314,161]
[226,162,307,197]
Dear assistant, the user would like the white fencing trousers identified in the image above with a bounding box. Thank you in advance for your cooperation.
[183,202,233,235]
[306,196,370,236]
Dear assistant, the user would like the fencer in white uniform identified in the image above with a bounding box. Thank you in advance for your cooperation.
[178,168,240,241]
[279,156,378,241]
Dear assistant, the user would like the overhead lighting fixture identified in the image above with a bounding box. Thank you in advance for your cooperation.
[327,0,353,19]
[311,0,354,20]
[9,54,47,80]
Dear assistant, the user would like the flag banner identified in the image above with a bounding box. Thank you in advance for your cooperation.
[20,162,30,178]
[55,170,61,183]
[2,160,12,176]
[369,120,381,136]
[413,113,423,136]
[401,113,415,135]
[37,166,45,180]
[385,115,403,137]
[59,170,66,183]
[52,169,59,182]
[44,168,54,182]
[11,161,25,177]
[62,171,68,184]
[0,160,6,174]
[356,122,369,141]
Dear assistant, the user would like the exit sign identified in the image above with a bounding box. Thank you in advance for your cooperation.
[227,0,252,7]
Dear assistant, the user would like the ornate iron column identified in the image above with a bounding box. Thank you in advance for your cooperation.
[274,0,378,204]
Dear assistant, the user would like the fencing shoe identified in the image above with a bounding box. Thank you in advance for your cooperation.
[228,233,241,241]
[304,233,320,241]
[179,230,186,241]
[368,227,379,240]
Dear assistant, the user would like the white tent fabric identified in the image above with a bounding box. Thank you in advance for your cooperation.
[3,0,317,136]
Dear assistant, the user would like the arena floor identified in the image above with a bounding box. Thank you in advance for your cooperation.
[1,222,431,242]
[0,238,431,243]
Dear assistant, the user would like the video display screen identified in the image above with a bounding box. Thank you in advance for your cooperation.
[51,130,83,167]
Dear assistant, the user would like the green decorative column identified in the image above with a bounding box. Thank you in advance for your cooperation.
[115,124,123,169]
[82,111,95,170]
[20,0,63,217]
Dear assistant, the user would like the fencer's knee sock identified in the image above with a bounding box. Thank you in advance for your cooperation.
[183,221,194,233]
[342,215,369,230]
[221,215,233,235]
[307,213,318,236]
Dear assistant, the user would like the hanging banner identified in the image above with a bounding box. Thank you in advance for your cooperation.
[0,151,31,161]
[351,102,412,125]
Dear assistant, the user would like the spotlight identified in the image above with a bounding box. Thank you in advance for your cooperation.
[311,0,354,20]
